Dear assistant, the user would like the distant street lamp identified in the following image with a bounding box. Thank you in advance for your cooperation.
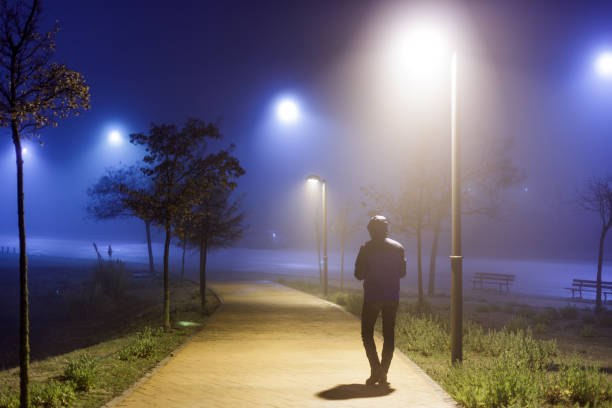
[307,174,328,296]
[109,130,122,145]
[276,98,300,123]
[595,52,612,79]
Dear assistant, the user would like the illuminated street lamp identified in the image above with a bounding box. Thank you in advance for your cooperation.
[108,130,122,145]
[595,51,612,79]
[391,23,463,363]
[276,98,300,123]
[307,174,328,296]
[592,51,612,310]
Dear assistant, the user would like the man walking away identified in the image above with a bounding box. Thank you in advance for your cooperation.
[354,215,406,386]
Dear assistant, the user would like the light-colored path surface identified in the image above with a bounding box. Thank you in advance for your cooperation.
[113,281,457,407]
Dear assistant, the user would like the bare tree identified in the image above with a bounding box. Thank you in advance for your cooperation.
[362,177,427,305]
[331,203,360,291]
[362,135,524,301]
[0,1,90,405]
[577,176,612,311]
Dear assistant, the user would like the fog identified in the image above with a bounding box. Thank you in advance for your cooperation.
[1,0,612,289]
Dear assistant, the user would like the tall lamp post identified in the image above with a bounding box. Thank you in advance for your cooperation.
[592,51,612,310]
[449,52,463,363]
[307,174,328,296]
[389,24,462,363]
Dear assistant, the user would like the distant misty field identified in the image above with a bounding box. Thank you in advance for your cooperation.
[0,235,608,300]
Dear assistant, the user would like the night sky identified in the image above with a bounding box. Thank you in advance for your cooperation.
[2,0,612,260]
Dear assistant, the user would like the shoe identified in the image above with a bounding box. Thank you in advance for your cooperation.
[376,369,389,386]
[365,368,379,386]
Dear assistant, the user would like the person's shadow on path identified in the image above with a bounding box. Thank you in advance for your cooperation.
[316,384,395,400]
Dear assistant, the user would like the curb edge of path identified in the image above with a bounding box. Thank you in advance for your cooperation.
[277,281,459,407]
[102,286,225,408]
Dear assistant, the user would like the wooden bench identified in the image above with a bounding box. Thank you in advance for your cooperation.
[471,272,515,293]
[566,279,612,303]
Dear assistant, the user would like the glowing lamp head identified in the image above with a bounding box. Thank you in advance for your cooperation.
[21,147,27,155]
[306,174,323,184]
[109,130,122,145]
[276,98,300,123]
[596,52,612,78]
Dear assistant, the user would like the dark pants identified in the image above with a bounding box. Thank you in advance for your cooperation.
[360,301,399,375]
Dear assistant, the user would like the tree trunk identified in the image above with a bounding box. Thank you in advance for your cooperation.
[199,236,208,311]
[180,241,186,281]
[417,225,424,305]
[163,223,171,330]
[428,223,441,296]
[596,227,608,311]
[145,220,155,276]
[13,127,30,408]
[340,237,345,291]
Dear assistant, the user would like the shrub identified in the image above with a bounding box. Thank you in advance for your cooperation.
[64,354,97,391]
[0,394,18,408]
[465,324,557,369]
[31,380,76,408]
[559,304,579,319]
[580,326,597,338]
[445,356,540,408]
[118,327,159,361]
[343,293,363,316]
[544,358,612,406]
[533,323,548,335]
[503,303,515,314]
[517,304,536,319]
[332,292,348,306]
[402,299,433,316]
[533,311,553,325]
[505,316,528,333]
[396,313,449,356]
[92,258,129,299]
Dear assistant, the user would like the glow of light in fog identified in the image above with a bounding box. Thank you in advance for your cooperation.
[276,98,300,123]
[21,147,27,155]
[109,130,122,145]
[595,52,612,78]
[387,20,449,79]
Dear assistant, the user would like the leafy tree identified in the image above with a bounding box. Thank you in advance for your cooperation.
[0,1,89,405]
[577,176,612,311]
[178,188,246,309]
[86,165,156,275]
[126,119,244,328]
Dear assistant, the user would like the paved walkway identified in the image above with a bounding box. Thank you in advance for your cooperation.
[112,281,457,407]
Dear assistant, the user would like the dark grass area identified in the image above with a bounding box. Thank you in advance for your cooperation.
[0,277,220,408]
[0,256,173,369]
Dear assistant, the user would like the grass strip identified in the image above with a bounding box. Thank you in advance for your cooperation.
[0,282,219,408]
[281,279,612,408]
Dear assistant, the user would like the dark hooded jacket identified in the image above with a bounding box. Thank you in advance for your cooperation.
[354,238,406,303]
